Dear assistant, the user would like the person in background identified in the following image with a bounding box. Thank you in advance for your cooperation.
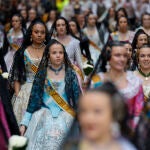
[83,13,104,65]
[123,41,133,70]
[103,7,116,33]
[26,8,37,29]
[4,14,25,72]
[110,16,135,43]
[134,44,150,101]
[69,19,93,64]
[46,9,57,32]
[136,13,150,37]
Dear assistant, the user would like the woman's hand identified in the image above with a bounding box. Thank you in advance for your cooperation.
[20,125,26,136]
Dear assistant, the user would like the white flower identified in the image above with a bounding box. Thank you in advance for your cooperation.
[1,72,9,79]
[8,135,28,150]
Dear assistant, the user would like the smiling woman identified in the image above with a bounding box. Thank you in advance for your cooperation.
[90,41,144,132]
[134,44,150,100]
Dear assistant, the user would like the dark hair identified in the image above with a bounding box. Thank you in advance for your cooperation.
[22,18,49,48]
[45,39,72,69]
[115,7,128,21]
[116,16,129,27]
[50,16,71,37]
[131,29,149,50]
[141,12,150,26]
[11,14,23,27]
[69,19,81,35]
[136,44,150,64]
[9,18,49,85]
[47,9,57,22]
[131,31,149,70]
[82,82,128,124]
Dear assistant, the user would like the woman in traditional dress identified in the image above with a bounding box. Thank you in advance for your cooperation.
[46,9,57,32]
[90,41,144,131]
[133,44,150,150]
[50,16,83,72]
[9,18,49,124]
[20,39,81,150]
[131,29,149,70]
[110,16,135,43]
[4,14,25,72]
[136,13,150,37]
[134,44,150,102]
[83,13,103,65]
[69,19,93,64]
[62,82,137,150]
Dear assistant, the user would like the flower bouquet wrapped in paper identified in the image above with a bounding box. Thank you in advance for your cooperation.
[8,135,28,150]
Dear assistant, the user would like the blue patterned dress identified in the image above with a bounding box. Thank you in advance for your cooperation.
[21,74,80,150]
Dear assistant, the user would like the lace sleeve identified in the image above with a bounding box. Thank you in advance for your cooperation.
[8,49,26,85]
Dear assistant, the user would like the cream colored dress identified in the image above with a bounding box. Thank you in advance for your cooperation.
[12,49,41,124]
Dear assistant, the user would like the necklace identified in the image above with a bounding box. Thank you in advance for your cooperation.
[138,68,150,81]
[49,65,63,75]
[31,43,45,50]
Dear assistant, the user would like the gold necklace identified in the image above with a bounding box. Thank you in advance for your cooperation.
[31,43,45,50]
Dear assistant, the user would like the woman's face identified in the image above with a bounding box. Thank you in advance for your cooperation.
[138,47,150,70]
[28,9,36,21]
[118,17,128,30]
[31,23,46,44]
[137,34,148,48]
[49,10,56,21]
[12,16,21,29]
[69,21,78,34]
[109,46,128,72]
[109,7,115,17]
[78,92,112,141]
[49,43,64,67]
[88,14,96,26]
[56,19,67,36]
[142,14,150,29]
[124,43,132,59]
[20,10,27,20]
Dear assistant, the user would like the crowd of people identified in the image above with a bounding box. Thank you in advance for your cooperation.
[0,0,150,150]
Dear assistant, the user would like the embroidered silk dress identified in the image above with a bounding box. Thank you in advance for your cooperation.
[91,71,144,129]
[12,49,41,124]
[21,76,79,150]
[4,28,24,71]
